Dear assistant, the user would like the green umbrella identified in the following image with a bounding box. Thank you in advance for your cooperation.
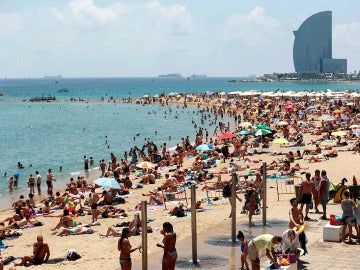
[253,129,272,136]
[256,124,272,131]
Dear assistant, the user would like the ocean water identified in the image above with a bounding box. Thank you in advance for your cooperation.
[0,77,359,209]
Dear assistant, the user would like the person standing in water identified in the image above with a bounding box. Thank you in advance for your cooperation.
[36,171,42,195]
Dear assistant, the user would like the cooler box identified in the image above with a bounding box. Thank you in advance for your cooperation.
[323,223,345,242]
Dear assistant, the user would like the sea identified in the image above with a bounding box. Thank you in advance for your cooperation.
[0,77,359,209]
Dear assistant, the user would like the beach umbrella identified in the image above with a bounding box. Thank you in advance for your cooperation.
[195,144,214,151]
[237,130,250,135]
[349,124,360,129]
[285,104,294,111]
[354,129,360,138]
[136,161,155,169]
[94,177,120,190]
[306,106,316,110]
[277,121,289,126]
[324,118,335,122]
[256,124,272,131]
[216,132,236,140]
[239,122,252,128]
[320,140,336,146]
[331,131,346,137]
[297,121,308,126]
[271,138,289,144]
[332,109,343,114]
[318,115,333,120]
[253,129,271,136]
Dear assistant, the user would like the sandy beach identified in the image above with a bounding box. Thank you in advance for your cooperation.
[1,93,360,270]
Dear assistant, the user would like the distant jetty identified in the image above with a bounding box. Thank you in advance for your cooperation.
[43,75,62,79]
[29,95,56,102]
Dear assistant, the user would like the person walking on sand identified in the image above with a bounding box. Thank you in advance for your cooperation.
[46,169,55,195]
[298,172,316,220]
[341,190,356,243]
[14,235,50,266]
[156,222,177,270]
[118,227,142,270]
[36,171,42,195]
[89,187,100,224]
[318,170,330,220]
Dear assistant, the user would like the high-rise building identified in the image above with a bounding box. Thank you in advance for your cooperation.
[293,11,347,74]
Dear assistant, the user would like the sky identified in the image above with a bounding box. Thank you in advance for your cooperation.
[0,0,359,78]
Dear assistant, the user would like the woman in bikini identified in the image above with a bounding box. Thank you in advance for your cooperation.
[156,222,177,270]
[118,228,141,270]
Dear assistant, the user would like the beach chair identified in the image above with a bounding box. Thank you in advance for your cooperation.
[275,175,303,201]
[201,180,225,205]
[162,185,188,209]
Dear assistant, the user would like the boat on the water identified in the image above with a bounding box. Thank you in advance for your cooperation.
[57,88,69,93]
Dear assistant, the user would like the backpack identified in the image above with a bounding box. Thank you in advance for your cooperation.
[65,249,81,261]
[176,207,185,217]
[222,183,231,198]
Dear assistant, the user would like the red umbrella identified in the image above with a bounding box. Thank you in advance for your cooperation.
[285,104,294,111]
[216,132,236,140]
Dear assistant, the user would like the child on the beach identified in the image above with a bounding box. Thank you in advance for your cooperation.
[237,230,250,270]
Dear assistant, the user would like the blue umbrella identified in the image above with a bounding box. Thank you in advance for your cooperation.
[237,130,250,135]
[195,144,214,151]
[306,106,316,110]
[94,177,120,189]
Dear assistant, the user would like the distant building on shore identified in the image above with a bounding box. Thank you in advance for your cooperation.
[293,11,347,74]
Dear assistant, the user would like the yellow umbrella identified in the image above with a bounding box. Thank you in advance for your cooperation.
[331,131,346,137]
[271,138,289,144]
[239,122,252,128]
[277,121,289,126]
[320,140,336,146]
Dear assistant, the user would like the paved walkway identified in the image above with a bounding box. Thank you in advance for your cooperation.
[144,201,360,270]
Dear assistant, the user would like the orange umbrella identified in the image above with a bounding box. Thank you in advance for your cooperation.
[332,109,343,114]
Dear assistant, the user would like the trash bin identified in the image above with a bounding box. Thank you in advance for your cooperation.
[295,184,301,200]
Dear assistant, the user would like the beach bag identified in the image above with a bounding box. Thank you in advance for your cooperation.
[222,183,231,198]
[65,249,81,261]
[330,214,343,225]
[279,253,296,264]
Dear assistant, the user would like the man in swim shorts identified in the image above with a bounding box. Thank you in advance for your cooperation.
[298,172,316,220]
[15,235,50,266]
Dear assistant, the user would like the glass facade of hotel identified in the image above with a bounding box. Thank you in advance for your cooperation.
[293,11,346,73]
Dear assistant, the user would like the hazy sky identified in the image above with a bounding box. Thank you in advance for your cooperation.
[1,0,359,78]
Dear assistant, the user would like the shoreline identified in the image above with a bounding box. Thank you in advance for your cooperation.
[0,89,359,270]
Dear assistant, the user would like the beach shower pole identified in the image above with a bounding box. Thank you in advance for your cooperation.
[190,184,198,265]
[231,173,237,243]
[141,200,148,270]
[262,162,267,226]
